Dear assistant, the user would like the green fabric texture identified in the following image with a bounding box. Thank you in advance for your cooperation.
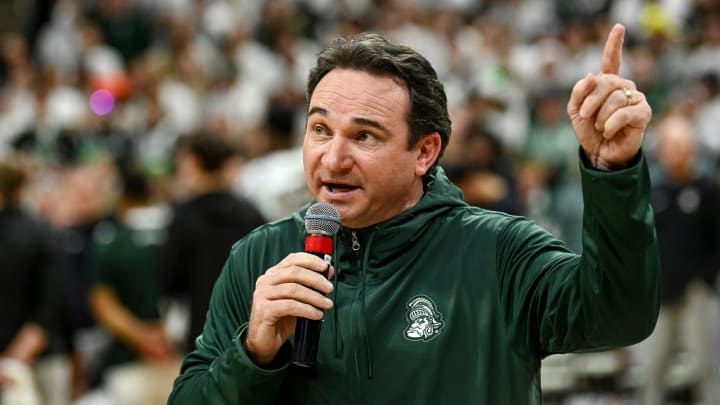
[92,220,163,366]
[168,152,660,404]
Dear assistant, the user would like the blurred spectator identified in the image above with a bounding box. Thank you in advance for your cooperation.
[53,163,113,326]
[444,121,521,214]
[685,12,720,80]
[463,14,530,154]
[555,21,606,89]
[78,19,125,80]
[85,0,152,64]
[159,134,266,352]
[234,145,309,221]
[35,0,82,81]
[87,166,178,405]
[255,0,312,50]
[524,88,577,177]
[555,0,612,25]
[640,114,720,405]
[521,88,584,252]
[626,41,670,118]
[0,34,37,158]
[694,72,720,164]
[0,158,72,405]
[39,161,115,395]
[21,0,53,54]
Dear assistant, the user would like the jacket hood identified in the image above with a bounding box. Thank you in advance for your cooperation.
[365,166,467,259]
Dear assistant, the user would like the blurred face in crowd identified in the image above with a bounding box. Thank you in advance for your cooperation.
[656,115,696,182]
[303,68,440,229]
[175,150,202,193]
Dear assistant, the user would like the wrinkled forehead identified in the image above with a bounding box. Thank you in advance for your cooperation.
[308,69,410,122]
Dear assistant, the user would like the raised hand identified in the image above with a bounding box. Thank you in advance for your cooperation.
[567,24,653,170]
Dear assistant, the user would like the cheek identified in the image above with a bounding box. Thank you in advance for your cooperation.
[303,144,322,169]
[302,152,319,188]
[302,152,311,173]
[383,156,416,186]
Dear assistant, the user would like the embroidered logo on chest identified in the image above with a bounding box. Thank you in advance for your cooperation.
[404,295,444,342]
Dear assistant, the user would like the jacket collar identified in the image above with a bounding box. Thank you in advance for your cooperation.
[295,166,467,264]
[365,166,466,260]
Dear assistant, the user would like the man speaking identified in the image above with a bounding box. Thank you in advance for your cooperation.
[168,24,658,404]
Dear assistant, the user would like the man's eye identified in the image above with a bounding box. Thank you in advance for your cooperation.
[358,132,373,142]
[313,125,327,135]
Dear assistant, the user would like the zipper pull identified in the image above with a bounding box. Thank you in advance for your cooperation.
[351,231,360,251]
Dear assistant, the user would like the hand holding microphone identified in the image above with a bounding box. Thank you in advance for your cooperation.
[244,203,340,368]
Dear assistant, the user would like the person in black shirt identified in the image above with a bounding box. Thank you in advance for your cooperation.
[640,114,720,404]
[159,135,266,352]
[0,159,69,403]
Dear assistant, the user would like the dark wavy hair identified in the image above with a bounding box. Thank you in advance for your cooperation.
[174,134,238,173]
[306,33,451,168]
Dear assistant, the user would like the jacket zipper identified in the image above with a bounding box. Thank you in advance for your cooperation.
[350,230,363,404]
[350,229,376,404]
[351,230,361,378]
[351,231,360,251]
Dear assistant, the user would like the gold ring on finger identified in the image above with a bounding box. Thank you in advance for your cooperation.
[623,87,633,106]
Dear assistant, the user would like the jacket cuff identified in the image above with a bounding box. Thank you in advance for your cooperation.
[579,148,643,174]
[234,323,292,373]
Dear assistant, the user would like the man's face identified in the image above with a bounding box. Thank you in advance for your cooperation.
[407,316,430,338]
[303,69,437,229]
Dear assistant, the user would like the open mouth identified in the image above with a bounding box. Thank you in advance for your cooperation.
[325,183,358,193]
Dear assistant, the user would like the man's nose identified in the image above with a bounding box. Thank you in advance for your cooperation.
[321,136,352,171]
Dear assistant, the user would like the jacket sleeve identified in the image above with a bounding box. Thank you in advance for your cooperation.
[167,239,291,404]
[496,151,660,358]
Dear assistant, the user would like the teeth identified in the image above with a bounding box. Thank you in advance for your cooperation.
[327,183,347,192]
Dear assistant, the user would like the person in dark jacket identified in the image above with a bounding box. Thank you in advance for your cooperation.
[169,26,659,404]
[0,159,70,404]
[159,134,266,352]
[639,114,720,404]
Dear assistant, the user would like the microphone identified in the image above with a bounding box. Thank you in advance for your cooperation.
[292,202,341,367]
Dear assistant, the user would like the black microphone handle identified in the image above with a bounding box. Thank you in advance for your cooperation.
[291,250,329,368]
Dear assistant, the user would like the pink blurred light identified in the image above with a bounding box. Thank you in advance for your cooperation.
[89,89,115,116]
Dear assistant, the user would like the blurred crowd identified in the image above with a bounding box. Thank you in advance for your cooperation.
[2,0,720,404]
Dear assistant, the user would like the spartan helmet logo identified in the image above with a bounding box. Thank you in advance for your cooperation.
[404,296,443,342]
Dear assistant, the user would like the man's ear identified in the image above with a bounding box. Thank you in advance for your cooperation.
[414,132,442,177]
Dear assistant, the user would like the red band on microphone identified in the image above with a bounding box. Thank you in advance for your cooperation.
[305,234,333,255]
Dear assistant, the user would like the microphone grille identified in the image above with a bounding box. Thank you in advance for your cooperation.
[305,202,341,235]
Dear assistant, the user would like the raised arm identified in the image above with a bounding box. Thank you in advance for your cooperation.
[498,23,660,358]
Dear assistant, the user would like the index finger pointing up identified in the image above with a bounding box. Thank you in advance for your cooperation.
[601,23,625,75]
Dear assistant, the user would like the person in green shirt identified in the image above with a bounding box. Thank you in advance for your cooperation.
[168,24,658,404]
[89,168,180,404]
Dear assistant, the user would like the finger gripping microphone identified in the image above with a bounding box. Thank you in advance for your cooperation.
[292,202,341,367]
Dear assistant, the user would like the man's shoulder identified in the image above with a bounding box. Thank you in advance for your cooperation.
[229,215,302,252]
[444,205,524,230]
[221,215,304,280]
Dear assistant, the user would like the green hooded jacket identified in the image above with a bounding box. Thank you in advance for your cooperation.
[168,152,660,404]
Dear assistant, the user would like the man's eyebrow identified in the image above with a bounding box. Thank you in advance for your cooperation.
[308,106,390,135]
[308,106,327,117]
[352,117,389,135]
